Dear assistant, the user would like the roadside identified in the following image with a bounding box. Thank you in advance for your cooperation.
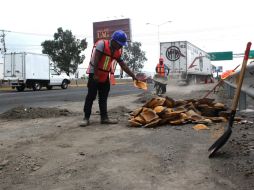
[0,79,133,91]
[0,83,253,190]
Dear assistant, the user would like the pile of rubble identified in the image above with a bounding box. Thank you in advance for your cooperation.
[129,96,230,128]
[0,106,73,120]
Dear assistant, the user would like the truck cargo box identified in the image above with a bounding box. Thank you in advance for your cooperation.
[160,41,213,84]
[4,52,50,81]
[0,62,3,80]
[3,52,70,91]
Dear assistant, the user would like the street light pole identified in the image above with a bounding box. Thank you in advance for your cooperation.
[146,21,172,57]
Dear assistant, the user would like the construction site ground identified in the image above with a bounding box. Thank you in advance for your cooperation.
[0,83,254,190]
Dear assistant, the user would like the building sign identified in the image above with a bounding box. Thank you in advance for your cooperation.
[93,18,132,43]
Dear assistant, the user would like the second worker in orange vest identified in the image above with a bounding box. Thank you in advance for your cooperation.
[156,57,166,77]
[80,30,137,127]
[155,57,169,94]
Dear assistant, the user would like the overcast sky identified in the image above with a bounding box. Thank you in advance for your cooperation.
[1,0,254,73]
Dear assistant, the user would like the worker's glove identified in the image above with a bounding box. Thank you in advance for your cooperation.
[93,75,99,82]
[132,76,138,81]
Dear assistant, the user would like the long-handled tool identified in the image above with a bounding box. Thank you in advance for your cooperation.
[202,65,240,99]
[208,42,252,158]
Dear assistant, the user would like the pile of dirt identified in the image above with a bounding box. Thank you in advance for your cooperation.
[0,106,74,120]
[108,106,132,115]
[94,106,132,122]
[107,106,132,122]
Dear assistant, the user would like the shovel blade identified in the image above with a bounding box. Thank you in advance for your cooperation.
[208,127,232,158]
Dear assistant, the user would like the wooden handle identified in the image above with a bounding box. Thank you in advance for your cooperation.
[231,42,252,111]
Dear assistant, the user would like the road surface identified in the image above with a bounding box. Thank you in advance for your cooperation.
[0,83,149,114]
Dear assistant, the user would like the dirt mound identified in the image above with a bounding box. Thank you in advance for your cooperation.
[108,106,131,115]
[106,106,132,123]
[0,106,74,120]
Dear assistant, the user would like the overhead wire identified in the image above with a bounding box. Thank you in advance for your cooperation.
[2,24,254,52]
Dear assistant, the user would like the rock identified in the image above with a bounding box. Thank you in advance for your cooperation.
[32,166,40,171]
[79,152,85,156]
[0,160,9,167]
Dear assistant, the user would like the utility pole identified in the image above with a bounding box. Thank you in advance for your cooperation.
[146,21,172,57]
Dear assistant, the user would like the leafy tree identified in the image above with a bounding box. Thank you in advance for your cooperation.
[41,27,87,76]
[122,42,147,72]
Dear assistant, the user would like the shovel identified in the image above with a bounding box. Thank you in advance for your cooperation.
[208,42,252,158]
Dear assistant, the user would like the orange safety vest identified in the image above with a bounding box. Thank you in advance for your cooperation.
[156,63,165,77]
[89,40,122,83]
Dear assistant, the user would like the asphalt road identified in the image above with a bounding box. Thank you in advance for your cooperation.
[0,83,149,114]
[1,83,253,189]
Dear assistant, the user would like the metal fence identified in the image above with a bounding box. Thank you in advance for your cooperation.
[224,63,254,110]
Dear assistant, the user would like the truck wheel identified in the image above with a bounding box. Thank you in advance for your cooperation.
[46,85,53,90]
[32,82,42,91]
[61,80,68,89]
[16,85,25,92]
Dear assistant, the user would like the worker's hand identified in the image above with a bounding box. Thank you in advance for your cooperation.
[132,76,138,81]
[93,75,99,81]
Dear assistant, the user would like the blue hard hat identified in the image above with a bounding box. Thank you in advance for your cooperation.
[111,30,128,47]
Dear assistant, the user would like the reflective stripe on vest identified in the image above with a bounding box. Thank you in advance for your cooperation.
[103,56,111,70]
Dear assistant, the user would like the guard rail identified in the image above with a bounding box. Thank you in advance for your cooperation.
[224,63,254,110]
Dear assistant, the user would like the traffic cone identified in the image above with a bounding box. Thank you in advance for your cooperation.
[110,73,116,85]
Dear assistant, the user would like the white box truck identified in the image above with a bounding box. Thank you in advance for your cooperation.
[160,41,213,84]
[0,54,3,80]
[0,62,3,80]
[3,52,70,91]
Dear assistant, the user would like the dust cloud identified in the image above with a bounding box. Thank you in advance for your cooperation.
[166,81,210,98]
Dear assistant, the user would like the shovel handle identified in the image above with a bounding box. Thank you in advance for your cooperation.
[231,42,252,111]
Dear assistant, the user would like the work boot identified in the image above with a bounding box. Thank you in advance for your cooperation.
[101,118,118,124]
[80,118,90,127]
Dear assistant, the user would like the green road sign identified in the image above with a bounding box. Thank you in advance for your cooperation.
[249,50,254,58]
[208,51,233,61]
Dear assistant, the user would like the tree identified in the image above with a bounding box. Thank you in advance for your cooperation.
[41,27,87,76]
[122,42,147,72]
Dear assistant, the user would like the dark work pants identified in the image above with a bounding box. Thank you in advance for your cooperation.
[83,74,110,120]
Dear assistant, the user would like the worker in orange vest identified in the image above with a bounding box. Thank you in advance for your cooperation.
[156,57,165,77]
[155,57,169,94]
[80,30,138,127]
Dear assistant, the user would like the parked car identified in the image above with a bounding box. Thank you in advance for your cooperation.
[136,72,153,83]
[136,73,147,82]
[146,76,153,83]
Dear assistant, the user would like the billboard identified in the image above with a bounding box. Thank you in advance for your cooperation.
[93,18,132,43]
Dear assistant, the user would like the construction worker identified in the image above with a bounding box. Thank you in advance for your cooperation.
[80,30,137,127]
[155,57,169,94]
